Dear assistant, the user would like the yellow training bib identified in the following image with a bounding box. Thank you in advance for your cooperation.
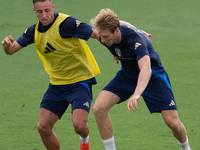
[34,13,100,85]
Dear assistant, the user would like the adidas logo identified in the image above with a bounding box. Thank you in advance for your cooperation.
[45,42,56,54]
[135,43,141,50]
[24,29,28,34]
[76,20,81,27]
[83,102,89,108]
[169,100,176,106]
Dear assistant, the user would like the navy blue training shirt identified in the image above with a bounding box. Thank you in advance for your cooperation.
[101,25,165,81]
[16,13,93,47]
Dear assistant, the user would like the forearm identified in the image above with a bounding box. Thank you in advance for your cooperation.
[127,67,151,112]
[90,29,100,41]
[3,44,13,55]
[120,20,152,40]
[3,41,22,55]
[120,20,136,29]
[133,68,151,96]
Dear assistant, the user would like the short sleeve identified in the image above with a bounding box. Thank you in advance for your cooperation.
[16,25,35,47]
[59,16,93,41]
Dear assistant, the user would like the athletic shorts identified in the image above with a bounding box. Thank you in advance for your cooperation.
[40,79,95,119]
[103,70,177,113]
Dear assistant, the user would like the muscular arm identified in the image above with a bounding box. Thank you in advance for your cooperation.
[2,35,23,55]
[127,55,152,111]
[120,20,152,40]
[90,29,99,41]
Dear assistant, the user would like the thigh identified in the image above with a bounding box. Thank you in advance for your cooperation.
[72,109,89,125]
[38,108,59,129]
[161,110,180,125]
[94,90,121,113]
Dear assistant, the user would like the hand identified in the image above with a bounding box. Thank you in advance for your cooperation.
[113,55,119,64]
[141,31,152,40]
[147,34,152,40]
[127,95,140,112]
[2,35,13,48]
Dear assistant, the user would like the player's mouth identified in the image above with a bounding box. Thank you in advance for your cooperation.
[42,19,48,24]
[104,42,111,46]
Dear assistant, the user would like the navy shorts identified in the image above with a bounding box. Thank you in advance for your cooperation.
[40,80,94,119]
[103,70,177,113]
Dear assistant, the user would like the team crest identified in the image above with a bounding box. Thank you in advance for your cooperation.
[115,48,122,57]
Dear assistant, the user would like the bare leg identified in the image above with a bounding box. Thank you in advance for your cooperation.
[73,109,90,149]
[72,109,89,138]
[93,90,120,140]
[161,110,187,143]
[37,108,60,150]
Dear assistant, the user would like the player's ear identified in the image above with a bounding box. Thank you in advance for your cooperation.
[33,6,36,13]
[115,27,120,33]
[52,4,55,11]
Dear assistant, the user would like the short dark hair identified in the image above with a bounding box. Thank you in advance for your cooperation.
[33,0,52,4]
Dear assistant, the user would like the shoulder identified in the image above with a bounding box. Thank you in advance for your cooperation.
[60,16,92,30]
[120,25,138,38]
[26,24,36,35]
[120,25,137,45]
[121,25,147,44]
[16,24,36,47]
[59,16,93,40]
[60,16,79,29]
[120,25,137,42]
[23,24,36,42]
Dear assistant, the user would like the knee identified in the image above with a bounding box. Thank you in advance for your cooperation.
[37,123,51,136]
[166,120,182,131]
[93,104,106,118]
[73,121,87,135]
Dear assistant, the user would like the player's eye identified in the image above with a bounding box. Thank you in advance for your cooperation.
[37,10,42,13]
[45,9,50,12]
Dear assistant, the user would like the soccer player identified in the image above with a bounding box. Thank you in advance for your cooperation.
[90,8,192,150]
[2,0,101,149]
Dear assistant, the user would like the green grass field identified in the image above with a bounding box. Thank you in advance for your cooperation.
[0,0,199,149]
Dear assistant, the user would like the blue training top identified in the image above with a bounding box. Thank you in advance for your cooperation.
[101,25,166,82]
[16,12,93,47]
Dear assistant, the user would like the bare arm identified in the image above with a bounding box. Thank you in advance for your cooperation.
[120,20,137,29]
[90,29,100,41]
[127,55,152,111]
[120,20,152,40]
[2,35,23,55]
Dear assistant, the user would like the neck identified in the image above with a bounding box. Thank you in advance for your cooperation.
[115,30,122,44]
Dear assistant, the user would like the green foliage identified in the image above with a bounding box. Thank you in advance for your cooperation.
[0,0,199,149]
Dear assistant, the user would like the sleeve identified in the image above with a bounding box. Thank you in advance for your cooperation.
[129,35,149,61]
[16,25,35,47]
[59,16,93,41]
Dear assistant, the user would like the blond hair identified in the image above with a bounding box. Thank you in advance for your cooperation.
[90,8,120,33]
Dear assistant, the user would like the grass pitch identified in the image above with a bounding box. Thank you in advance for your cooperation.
[0,0,199,149]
